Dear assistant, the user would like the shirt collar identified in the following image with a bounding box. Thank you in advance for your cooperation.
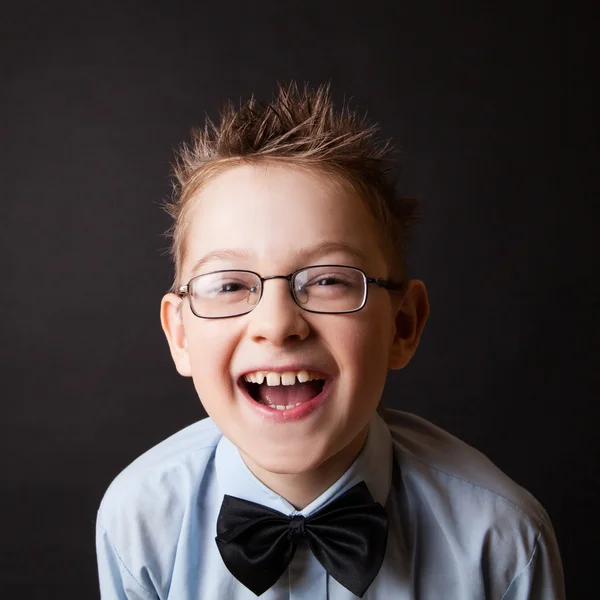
[214,410,392,516]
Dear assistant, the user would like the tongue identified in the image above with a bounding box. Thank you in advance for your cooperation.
[258,381,322,406]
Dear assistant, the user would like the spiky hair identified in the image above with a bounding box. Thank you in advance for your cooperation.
[164,82,418,290]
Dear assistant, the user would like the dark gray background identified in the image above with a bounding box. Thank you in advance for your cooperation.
[1,1,596,598]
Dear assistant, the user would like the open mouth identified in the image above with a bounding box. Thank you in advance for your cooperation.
[240,372,326,411]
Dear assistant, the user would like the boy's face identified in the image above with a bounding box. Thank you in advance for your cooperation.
[161,163,427,480]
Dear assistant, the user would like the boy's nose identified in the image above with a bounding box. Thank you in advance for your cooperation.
[246,279,310,345]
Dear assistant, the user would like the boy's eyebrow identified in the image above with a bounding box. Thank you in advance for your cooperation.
[190,241,368,275]
[191,249,252,275]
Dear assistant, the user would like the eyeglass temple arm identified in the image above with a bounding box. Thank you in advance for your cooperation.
[367,277,404,291]
[177,285,189,298]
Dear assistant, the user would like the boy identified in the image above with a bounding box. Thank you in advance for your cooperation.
[96,83,565,599]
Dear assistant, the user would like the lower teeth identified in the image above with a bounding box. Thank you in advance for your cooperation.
[263,402,302,410]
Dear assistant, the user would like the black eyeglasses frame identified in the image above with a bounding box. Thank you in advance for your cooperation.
[177,264,404,319]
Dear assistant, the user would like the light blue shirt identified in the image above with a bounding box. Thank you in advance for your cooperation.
[96,408,565,599]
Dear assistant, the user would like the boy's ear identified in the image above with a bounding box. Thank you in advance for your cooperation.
[160,293,193,377]
[388,280,430,370]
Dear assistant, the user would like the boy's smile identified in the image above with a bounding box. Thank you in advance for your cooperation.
[161,162,428,506]
[238,365,330,421]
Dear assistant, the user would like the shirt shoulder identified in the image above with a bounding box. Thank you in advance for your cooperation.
[380,407,547,527]
[97,416,222,531]
[96,419,225,596]
[379,408,564,597]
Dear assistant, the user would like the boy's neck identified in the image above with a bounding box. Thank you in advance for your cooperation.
[239,426,370,510]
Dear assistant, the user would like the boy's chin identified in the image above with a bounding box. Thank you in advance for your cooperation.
[240,442,336,476]
[238,428,367,480]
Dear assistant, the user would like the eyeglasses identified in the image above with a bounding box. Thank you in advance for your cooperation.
[177,264,404,319]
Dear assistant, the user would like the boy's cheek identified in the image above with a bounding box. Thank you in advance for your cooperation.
[186,332,239,386]
[336,332,391,390]
[342,313,396,361]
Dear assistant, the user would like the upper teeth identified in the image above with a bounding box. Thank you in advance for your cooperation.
[243,370,321,386]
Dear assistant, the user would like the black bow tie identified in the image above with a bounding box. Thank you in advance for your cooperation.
[215,481,388,597]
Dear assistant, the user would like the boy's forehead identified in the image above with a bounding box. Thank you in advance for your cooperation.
[188,241,370,278]
[196,162,344,212]
[182,163,387,274]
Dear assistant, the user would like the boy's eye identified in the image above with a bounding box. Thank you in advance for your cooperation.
[313,276,347,287]
[218,282,247,293]
[194,271,260,298]
[205,281,257,299]
[304,274,351,289]
[298,273,357,303]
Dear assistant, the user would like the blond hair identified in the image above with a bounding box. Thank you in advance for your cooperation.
[164,82,418,291]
